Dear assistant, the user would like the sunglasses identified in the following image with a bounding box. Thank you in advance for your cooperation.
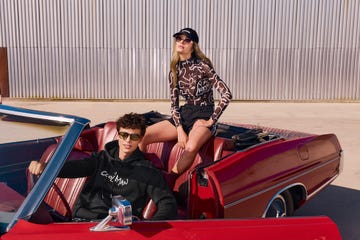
[118,131,142,141]
[175,36,192,44]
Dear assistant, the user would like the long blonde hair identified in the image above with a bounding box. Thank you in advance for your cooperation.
[170,40,213,87]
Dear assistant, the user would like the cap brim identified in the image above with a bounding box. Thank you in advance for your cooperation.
[173,32,191,38]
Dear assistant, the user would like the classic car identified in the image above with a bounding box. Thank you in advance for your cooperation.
[0,104,343,239]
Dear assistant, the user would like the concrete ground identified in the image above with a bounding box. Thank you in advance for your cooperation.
[2,98,360,239]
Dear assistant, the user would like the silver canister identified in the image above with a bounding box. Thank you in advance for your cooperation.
[111,195,132,226]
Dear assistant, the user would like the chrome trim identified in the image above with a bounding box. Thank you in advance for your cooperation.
[0,108,73,124]
[261,183,307,217]
[1,105,91,232]
[0,104,89,125]
[306,174,338,200]
[224,155,340,210]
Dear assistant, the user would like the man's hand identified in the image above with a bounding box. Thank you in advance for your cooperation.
[28,161,46,175]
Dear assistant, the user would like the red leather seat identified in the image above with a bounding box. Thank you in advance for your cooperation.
[97,122,118,151]
[145,140,177,171]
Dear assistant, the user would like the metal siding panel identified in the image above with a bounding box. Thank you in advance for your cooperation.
[37,48,44,97]
[82,0,89,47]
[243,0,254,49]
[75,0,82,47]
[110,49,118,98]
[49,48,56,97]
[104,0,113,48]
[18,0,25,47]
[74,48,83,98]
[112,49,119,99]
[53,0,61,47]
[39,0,46,47]
[7,48,15,96]
[343,0,360,48]
[58,48,65,98]
[45,48,54,97]
[39,0,61,47]
[17,49,24,97]
[61,0,70,47]
[5,0,17,47]
[274,0,297,48]
[0,1,3,46]
[115,49,125,98]
[4,0,360,100]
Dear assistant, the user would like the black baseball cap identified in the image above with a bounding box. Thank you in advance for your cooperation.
[173,28,199,43]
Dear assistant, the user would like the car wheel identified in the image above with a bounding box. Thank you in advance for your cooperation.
[265,190,294,218]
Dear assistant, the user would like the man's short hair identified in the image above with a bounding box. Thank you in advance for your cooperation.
[116,113,146,136]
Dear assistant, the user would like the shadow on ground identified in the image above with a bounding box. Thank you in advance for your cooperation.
[295,185,360,240]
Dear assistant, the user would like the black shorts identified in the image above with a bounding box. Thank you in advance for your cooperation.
[168,104,217,135]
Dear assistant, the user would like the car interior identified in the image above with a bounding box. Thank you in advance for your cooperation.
[26,120,237,221]
[23,107,294,223]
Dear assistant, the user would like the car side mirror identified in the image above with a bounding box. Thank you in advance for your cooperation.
[90,195,132,232]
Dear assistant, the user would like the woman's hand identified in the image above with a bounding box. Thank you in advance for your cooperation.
[193,118,214,129]
[177,126,188,149]
[28,161,46,175]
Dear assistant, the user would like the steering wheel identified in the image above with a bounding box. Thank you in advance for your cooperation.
[28,172,73,221]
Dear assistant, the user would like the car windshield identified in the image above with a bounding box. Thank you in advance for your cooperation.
[0,105,89,233]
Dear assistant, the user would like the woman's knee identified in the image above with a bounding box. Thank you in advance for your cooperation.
[184,142,201,154]
[140,132,157,147]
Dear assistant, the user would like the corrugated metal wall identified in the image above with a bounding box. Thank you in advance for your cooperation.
[0,0,359,100]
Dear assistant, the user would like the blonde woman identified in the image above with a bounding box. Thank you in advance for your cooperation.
[140,28,232,186]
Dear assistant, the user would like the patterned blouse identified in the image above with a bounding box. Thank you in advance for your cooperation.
[169,57,232,127]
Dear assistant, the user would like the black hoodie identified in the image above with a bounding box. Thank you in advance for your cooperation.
[59,140,177,220]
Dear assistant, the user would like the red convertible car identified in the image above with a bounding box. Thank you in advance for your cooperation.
[0,104,343,239]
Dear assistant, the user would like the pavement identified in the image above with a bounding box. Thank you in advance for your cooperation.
[2,98,360,239]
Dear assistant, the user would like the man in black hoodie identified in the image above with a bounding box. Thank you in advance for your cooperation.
[28,113,177,221]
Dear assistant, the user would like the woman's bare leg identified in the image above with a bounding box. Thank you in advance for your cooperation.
[139,120,178,151]
[141,119,213,175]
[172,125,212,174]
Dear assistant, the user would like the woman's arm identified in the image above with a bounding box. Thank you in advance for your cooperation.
[168,71,182,127]
[205,64,232,122]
